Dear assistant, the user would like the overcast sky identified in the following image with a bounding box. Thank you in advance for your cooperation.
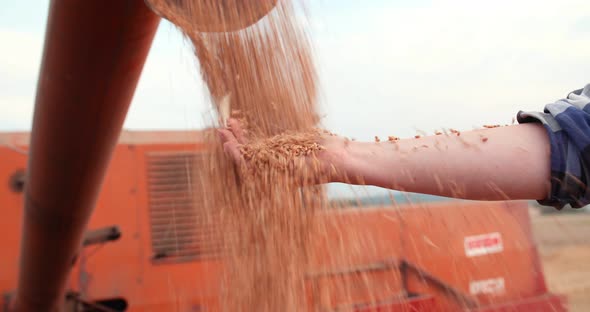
[1,1,589,197]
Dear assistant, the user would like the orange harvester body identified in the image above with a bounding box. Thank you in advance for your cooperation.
[0,131,566,311]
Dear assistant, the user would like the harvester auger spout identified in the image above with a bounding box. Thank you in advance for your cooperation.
[13,0,280,310]
[12,1,160,310]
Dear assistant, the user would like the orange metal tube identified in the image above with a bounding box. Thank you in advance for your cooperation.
[13,1,160,311]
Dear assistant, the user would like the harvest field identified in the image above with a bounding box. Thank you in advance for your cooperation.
[532,212,590,311]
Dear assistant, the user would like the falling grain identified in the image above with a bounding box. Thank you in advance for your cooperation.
[152,1,340,311]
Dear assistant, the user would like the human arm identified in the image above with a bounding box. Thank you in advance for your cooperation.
[219,120,550,201]
[220,84,590,209]
[330,124,550,201]
[343,83,590,207]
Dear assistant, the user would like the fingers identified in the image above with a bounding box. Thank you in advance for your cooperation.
[218,118,248,165]
[218,128,238,145]
[218,128,243,163]
[227,118,248,144]
[223,141,243,163]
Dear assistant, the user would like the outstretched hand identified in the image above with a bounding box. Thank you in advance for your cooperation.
[217,119,352,184]
[217,118,249,166]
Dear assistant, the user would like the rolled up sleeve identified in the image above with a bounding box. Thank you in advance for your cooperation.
[517,84,590,209]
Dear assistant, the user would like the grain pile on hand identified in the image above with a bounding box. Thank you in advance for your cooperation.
[240,130,325,172]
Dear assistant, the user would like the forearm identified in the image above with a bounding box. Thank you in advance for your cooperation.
[334,123,551,201]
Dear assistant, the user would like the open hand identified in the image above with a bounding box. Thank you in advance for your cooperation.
[217,119,351,184]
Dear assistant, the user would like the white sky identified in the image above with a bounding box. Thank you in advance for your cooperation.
[1,0,589,197]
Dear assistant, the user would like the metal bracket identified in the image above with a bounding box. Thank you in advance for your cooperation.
[82,226,121,247]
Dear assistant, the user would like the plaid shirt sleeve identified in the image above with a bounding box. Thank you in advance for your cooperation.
[517,83,590,210]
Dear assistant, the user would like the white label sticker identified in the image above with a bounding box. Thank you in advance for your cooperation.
[469,277,505,295]
[464,232,503,257]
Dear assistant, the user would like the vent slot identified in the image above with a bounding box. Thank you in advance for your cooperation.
[147,151,221,262]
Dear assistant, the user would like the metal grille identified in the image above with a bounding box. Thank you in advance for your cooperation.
[147,151,221,262]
